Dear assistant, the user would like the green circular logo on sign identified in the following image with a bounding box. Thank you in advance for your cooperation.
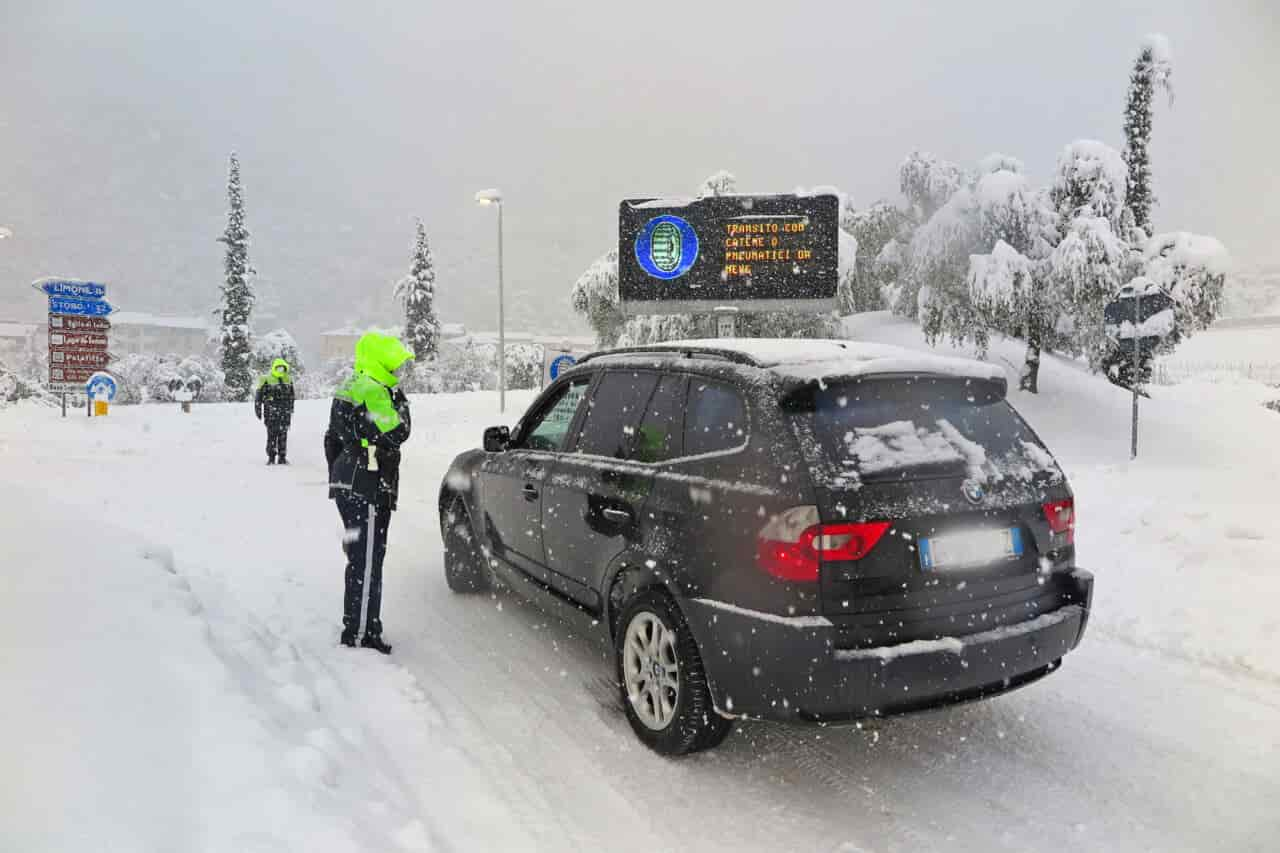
[635,215,699,280]
[650,221,682,273]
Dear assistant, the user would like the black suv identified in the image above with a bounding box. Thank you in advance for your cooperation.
[439,340,1093,754]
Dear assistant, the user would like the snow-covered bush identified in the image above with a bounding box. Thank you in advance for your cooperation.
[250,329,303,376]
[504,344,543,390]
[113,353,227,404]
[296,356,350,399]
[0,364,57,406]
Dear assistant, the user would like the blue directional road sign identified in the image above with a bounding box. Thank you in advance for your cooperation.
[86,372,118,402]
[34,279,107,299]
[49,295,114,317]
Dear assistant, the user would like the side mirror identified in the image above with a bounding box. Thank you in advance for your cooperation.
[483,425,510,453]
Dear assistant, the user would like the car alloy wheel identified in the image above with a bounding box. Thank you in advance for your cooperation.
[621,610,681,731]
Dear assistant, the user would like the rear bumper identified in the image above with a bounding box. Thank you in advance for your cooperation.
[683,569,1093,722]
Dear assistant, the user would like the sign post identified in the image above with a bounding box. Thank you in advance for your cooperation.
[34,278,115,414]
[1104,279,1174,461]
[618,193,840,317]
[1131,290,1141,460]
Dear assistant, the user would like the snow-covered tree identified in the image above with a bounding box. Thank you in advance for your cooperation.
[1050,140,1129,229]
[900,185,981,325]
[1122,35,1174,236]
[217,153,255,401]
[900,152,969,221]
[922,168,1054,383]
[394,219,441,361]
[250,328,304,375]
[843,201,908,313]
[697,170,738,198]
[570,248,624,347]
[1048,215,1132,370]
[1143,232,1228,339]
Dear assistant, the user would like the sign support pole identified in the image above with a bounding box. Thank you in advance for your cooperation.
[1130,289,1141,460]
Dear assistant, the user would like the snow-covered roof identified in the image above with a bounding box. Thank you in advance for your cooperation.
[112,312,210,330]
[321,325,398,337]
[647,338,1007,383]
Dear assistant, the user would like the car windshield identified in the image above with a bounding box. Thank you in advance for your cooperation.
[799,377,1055,484]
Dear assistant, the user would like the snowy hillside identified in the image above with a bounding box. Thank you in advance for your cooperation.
[2,313,1279,851]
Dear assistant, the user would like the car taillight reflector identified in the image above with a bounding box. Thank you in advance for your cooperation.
[1042,498,1075,546]
[756,507,891,582]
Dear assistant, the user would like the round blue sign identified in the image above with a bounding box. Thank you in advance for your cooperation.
[85,371,118,402]
[635,215,699,280]
[549,354,577,381]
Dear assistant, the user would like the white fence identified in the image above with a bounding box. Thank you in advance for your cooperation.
[1152,360,1280,387]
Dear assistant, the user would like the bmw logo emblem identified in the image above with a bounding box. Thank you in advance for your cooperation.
[962,480,985,504]
[635,215,699,280]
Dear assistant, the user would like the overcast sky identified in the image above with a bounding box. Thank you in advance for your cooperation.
[2,0,1276,351]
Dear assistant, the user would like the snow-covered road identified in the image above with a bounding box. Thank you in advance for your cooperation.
[3,366,1278,851]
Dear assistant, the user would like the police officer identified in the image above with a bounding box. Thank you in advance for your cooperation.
[254,358,295,464]
[324,333,413,653]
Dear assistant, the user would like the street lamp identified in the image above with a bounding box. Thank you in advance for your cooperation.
[475,188,505,413]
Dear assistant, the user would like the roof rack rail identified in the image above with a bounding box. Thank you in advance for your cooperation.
[578,345,762,367]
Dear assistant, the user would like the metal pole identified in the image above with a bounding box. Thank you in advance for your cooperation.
[497,202,506,414]
[61,392,66,418]
[1130,289,1141,460]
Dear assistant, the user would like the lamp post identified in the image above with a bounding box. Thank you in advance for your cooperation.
[475,188,505,413]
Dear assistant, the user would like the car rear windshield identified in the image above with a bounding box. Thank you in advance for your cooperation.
[795,377,1054,484]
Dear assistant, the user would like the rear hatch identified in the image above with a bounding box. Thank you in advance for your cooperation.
[786,375,1082,649]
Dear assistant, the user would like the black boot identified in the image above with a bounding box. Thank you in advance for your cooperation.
[339,630,357,648]
[278,456,288,465]
[361,634,392,655]
[267,455,276,465]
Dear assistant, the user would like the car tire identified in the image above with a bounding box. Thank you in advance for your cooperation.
[614,589,733,755]
[442,499,490,594]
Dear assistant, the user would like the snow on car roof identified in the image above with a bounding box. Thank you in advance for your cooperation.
[660,338,1006,383]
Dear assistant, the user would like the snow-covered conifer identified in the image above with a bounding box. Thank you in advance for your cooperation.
[217,153,255,402]
[1123,35,1174,236]
[394,219,441,361]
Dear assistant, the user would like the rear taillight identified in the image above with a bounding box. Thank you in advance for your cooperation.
[756,506,891,582]
[1042,498,1075,546]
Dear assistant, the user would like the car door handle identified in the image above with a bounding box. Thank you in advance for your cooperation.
[522,483,539,501]
[601,507,631,523]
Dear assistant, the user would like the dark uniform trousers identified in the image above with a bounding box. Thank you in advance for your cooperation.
[336,493,393,638]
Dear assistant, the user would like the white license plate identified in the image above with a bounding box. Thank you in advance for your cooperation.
[920,528,1022,570]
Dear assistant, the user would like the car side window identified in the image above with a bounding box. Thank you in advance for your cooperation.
[574,371,659,459]
[629,374,686,463]
[684,380,747,457]
[519,378,590,452]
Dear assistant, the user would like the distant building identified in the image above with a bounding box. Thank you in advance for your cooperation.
[108,312,214,358]
[450,330,595,352]
[320,322,470,361]
[0,320,39,362]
